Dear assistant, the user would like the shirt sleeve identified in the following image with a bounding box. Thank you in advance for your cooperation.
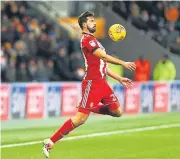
[82,37,100,54]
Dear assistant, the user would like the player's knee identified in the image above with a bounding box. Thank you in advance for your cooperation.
[111,107,123,117]
[115,107,123,117]
[109,102,123,117]
[72,112,89,127]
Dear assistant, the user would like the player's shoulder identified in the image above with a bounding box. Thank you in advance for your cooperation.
[81,34,96,43]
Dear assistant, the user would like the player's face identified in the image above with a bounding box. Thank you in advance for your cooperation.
[86,16,96,33]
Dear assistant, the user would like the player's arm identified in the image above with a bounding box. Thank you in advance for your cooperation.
[107,67,121,81]
[93,48,136,71]
[107,67,133,88]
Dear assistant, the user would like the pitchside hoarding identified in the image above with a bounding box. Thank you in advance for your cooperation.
[0,84,10,120]
[61,83,81,116]
[140,82,154,113]
[1,81,179,121]
[124,83,140,114]
[46,83,62,117]
[26,84,45,119]
[170,82,180,112]
[10,84,26,119]
[153,82,169,112]
[112,84,125,110]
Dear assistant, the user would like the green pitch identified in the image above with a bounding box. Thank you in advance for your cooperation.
[1,113,180,159]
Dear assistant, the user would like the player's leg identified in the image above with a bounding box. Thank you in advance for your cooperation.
[107,101,123,117]
[43,111,90,158]
[50,111,89,143]
[42,80,97,158]
[90,101,122,117]
[90,81,123,117]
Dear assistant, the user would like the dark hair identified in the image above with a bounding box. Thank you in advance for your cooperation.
[78,11,94,29]
[163,54,169,59]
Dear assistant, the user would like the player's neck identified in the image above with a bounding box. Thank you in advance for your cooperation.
[82,30,94,36]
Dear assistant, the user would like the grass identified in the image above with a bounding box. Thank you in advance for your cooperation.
[1,113,180,159]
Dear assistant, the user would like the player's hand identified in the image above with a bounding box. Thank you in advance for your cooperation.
[119,77,133,89]
[123,62,136,71]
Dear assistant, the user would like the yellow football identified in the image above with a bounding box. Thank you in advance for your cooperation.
[108,24,127,42]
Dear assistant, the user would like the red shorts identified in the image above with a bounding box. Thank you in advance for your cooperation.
[78,78,119,114]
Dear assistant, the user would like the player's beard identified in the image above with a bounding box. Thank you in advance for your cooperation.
[87,25,96,33]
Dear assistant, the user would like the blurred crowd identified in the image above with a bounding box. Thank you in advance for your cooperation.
[1,1,85,82]
[1,1,179,83]
[112,1,180,55]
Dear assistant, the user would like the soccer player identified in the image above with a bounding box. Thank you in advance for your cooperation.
[43,11,136,158]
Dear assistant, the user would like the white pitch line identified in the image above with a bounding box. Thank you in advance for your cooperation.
[1,123,180,149]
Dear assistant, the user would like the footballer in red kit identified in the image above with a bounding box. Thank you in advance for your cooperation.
[78,32,118,115]
[43,11,136,158]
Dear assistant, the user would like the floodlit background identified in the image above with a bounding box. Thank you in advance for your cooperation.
[1,1,180,159]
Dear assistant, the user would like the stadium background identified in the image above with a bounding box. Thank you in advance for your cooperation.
[1,1,180,159]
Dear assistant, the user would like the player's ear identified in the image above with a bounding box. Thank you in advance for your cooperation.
[83,23,87,28]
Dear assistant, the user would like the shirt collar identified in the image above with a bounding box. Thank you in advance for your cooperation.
[82,32,95,37]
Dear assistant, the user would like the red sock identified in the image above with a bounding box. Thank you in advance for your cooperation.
[50,119,75,143]
[90,103,118,115]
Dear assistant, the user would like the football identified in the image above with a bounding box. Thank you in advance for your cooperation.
[108,24,127,42]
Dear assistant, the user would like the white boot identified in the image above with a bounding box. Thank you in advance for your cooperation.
[42,139,54,158]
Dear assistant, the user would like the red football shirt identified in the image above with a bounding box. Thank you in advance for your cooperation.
[80,33,108,80]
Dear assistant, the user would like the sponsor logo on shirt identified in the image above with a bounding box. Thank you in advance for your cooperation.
[89,40,96,47]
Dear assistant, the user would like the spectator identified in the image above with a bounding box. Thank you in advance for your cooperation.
[28,58,37,81]
[2,14,10,27]
[37,33,54,59]
[23,32,37,57]
[168,23,179,39]
[11,17,25,42]
[72,39,81,53]
[140,10,149,23]
[4,42,16,59]
[0,49,8,82]
[22,16,30,32]
[16,62,30,82]
[135,56,150,82]
[52,47,76,81]
[46,59,54,81]
[147,15,159,30]
[170,37,180,55]
[70,52,85,80]
[14,40,29,68]
[0,48,7,70]
[6,2,19,19]
[1,25,14,44]
[35,59,49,82]
[5,59,16,82]
[164,4,179,23]
[131,2,140,18]
[4,1,16,18]
[162,23,179,48]
[28,18,41,37]
[40,23,49,34]
[18,5,26,20]
[12,17,25,34]
[56,36,68,52]
[124,1,131,19]
[153,54,176,81]
[154,2,164,18]
[175,19,180,31]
